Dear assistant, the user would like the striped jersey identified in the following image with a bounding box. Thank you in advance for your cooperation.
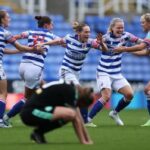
[0,26,16,65]
[20,28,59,68]
[143,31,150,48]
[61,34,97,72]
[97,32,139,76]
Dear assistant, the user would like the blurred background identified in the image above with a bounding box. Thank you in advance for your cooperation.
[1,0,150,109]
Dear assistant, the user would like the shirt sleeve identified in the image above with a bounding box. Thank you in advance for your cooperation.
[52,33,60,40]
[143,39,150,47]
[91,39,99,49]
[127,32,139,43]
[4,30,16,44]
[143,32,150,47]
[61,34,69,44]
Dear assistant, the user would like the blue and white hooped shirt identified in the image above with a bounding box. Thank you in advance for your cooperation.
[143,31,150,48]
[97,32,139,77]
[61,34,98,72]
[0,26,16,65]
[20,28,59,68]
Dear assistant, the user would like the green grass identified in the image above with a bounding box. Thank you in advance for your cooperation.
[1,109,150,150]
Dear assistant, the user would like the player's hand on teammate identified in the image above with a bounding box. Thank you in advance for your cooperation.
[34,44,45,54]
[61,43,67,47]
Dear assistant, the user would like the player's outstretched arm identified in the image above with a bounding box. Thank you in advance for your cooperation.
[37,38,64,47]
[132,49,150,56]
[13,41,44,53]
[4,48,22,54]
[114,43,147,53]
[14,34,26,40]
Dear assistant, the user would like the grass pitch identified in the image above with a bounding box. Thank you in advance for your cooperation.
[0,109,150,150]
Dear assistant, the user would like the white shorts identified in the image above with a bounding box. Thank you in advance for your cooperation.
[0,65,6,80]
[96,73,130,92]
[59,68,80,85]
[19,63,43,89]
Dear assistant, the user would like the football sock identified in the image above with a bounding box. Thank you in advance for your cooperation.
[88,98,104,119]
[0,100,5,120]
[80,108,88,123]
[146,94,150,115]
[7,99,25,118]
[115,97,130,113]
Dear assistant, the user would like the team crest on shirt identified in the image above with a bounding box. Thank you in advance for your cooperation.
[82,43,87,48]
[119,38,125,45]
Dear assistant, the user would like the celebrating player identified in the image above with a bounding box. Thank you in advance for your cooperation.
[3,15,59,127]
[36,21,107,124]
[0,10,43,128]
[87,18,142,127]
[114,13,150,126]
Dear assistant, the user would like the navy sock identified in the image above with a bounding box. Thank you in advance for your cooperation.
[0,100,5,119]
[146,94,150,115]
[80,108,88,123]
[88,100,104,119]
[115,98,130,113]
[147,100,150,115]
[7,99,25,118]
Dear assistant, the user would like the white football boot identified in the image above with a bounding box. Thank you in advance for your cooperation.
[109,110,124,126]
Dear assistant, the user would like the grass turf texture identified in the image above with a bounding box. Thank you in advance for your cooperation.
[0,109,150,150]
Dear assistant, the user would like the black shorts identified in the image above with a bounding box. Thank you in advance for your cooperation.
[20,107,55,127]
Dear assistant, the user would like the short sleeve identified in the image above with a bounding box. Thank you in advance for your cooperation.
[143,32,150,47]
[63,34,70,43]
[143,39,150,47]
[4,30,16,44]
[91,39,99,49]
[51,33,60,40]
[127,32,139,43]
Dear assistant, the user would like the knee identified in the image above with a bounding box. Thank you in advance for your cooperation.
[0,94,7,101]
[102,94,111,103]
[124,92,133,101]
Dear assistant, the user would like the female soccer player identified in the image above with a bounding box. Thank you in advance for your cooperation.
[3,15,59,126]
[87,18,142,127]
[20,81,94,144]
[114,13,150,126]
[36,22,107,124]
[0,10,43,128]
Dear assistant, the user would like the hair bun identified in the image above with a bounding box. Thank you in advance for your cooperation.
[72,21,79,29]
[35,16,42,20]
